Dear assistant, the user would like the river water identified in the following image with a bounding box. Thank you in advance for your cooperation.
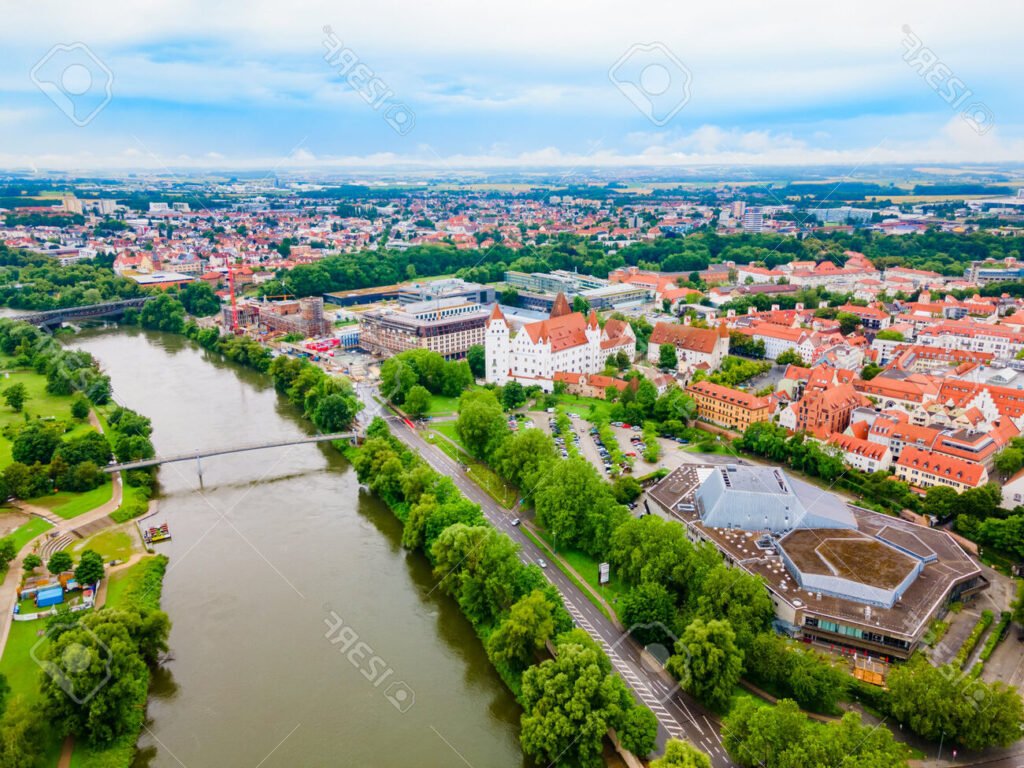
[73,329,526,768]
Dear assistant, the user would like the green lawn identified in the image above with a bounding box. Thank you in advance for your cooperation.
[432,419,465,449]
[8,516,52,553]
[29,482,114,520]
[0,619,49,706]
[425,393,461,416]
[426,428,518,508]
[535,530,630,608]
[538,393,615,423]
[103,555,157,610]
[0,366,95,466]
[66,529,137,563]
[110,483,151,524]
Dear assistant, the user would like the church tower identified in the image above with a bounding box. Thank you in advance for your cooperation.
[485,304,511,385]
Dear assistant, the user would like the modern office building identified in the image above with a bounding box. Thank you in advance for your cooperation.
[359,297,489,359]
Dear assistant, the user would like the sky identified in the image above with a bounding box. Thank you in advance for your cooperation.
[0,0,1022,172]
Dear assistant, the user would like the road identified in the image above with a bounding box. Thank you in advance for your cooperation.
[354,387,735,765]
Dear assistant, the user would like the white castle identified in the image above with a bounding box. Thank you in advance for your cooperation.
[485,293,635,391]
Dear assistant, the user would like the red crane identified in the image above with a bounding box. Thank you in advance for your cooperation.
[227,263,240,333]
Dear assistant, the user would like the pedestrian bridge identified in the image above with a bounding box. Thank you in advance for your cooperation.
[104,432,359,472]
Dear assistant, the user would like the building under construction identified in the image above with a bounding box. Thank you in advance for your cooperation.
[223,296,331,338]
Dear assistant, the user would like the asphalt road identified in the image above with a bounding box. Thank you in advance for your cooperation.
[355,390,735,766]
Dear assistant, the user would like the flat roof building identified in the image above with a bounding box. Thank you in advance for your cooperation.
[650,464,986,660]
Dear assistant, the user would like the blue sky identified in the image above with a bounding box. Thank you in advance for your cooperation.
[1,0,1021,171]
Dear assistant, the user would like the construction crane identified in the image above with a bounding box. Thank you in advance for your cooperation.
[227,263,241,334]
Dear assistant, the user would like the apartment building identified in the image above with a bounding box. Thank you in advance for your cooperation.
[687,380,772,431]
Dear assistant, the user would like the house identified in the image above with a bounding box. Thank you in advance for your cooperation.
[894,446,989,492]
[792,368,866,439]
[687,380,772,431]
[828,432,893,472]
[647,322,729,372]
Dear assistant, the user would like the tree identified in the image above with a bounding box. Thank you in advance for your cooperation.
[2,383,27,412]
[40,616,148,744]
[520,639,633,768]
[861,362,884,380]
[47,551,73,575]
[994,446,1024,477]
[610,475,642,503]
[618,705,658,757]
[11,422,61,465]
[138,293,186,333]
[658,344,679,370]
[491,429,557,495]
[620,583,677,647]
[651,739,712,768]
[70,396,90,420]
[486,590,556,668]
[668,618,743,711]
[534,457,627,555]
[615,349,631,370]
[500,380,526,410]
[836,312,860,336]
[0,697,46,768]
[22,554,41,573]
[74,549,105,586]
[921,485,960,522]
[0,539,14,572]
[695,564,774,650]
[379,356,418,404]
[455,389,508,459]
[775,348,805,366]
[311,391,359,433]
[888,657,1024,750]
[466,344,486,379]
[178,281,222,316]
[402,385,431,418]
[572,295,591,314]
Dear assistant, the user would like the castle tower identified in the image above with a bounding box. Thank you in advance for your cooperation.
[585,309,601,372]
[485,304,511,384]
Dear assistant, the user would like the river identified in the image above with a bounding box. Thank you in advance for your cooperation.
[73,328,527,768]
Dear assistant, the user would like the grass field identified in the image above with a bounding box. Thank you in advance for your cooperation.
[542,394,615,423]
[29,482,114,520]
[425,393,461,416]
[426,427,518,508]
[0,365,95,466]
[8,516,52,553]
[66,528,137,563]
[535,529,629,608]
[521,527,614,622]
[0,618,48,706]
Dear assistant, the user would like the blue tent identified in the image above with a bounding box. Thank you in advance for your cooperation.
[36,585,64,608]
